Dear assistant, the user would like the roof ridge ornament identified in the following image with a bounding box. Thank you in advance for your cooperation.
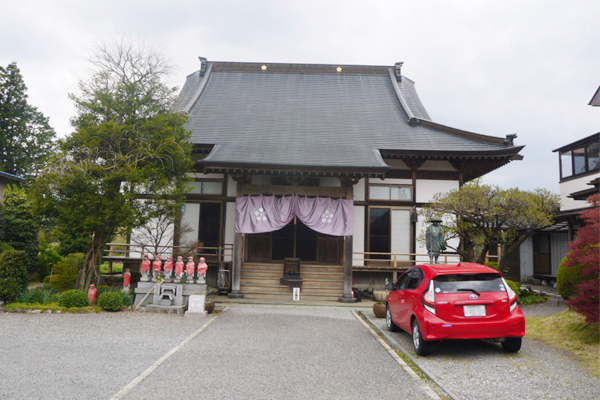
[504,134,517,146]
[199,57,207,76]
[394,61,404,82]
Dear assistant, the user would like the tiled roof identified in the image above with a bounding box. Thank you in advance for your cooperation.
[175,61,522,170]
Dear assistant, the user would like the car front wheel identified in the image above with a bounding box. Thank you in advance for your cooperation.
[386,305,400,332]
[412,319,431,356]
[501,337,522,353]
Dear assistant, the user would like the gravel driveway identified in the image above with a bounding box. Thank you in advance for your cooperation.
[1,307,439,400]
[364,303,600,400]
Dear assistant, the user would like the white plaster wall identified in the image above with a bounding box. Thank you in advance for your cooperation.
[181,203,200,245]
[227,175,237,197]
[414,212,430,264]
[559,172,600,211]
[354,179,366,201]
[416,180,459,203]
[353,205,365,266]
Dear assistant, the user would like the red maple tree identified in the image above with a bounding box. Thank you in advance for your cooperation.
[565,193,599,323]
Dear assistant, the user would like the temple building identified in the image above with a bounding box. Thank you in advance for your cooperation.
[147,59,524,302]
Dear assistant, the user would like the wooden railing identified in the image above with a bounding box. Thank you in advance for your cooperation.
[352,251,461,269]
[103,243,234,274]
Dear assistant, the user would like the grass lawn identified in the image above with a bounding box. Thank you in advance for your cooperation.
[526,309,600,377]
[99,262,123,274]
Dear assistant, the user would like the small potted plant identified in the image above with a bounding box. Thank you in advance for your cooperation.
[372,290,388,318]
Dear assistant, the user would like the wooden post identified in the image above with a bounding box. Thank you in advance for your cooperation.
[339,235,356,302]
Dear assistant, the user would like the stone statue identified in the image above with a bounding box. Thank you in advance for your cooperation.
[426,217,446,264]
[185,257,196,284]
[152,255,163,282]
[123,268,131,291]
[163,256,174,282]
[196,257,208,285]
[88,284,97,303]
[175,256,185,282]
[140,254,151,282]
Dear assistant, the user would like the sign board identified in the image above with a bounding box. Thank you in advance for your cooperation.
[186,295,206,316]
[293,287,300,301]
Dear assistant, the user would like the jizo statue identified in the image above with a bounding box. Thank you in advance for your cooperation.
[185,257,196,284]
[426,217,446,264]
[175,256,185,281]
[152,255,162,278]
[140,254,151,282]
[196,257,208,284]
[163,256,174,282]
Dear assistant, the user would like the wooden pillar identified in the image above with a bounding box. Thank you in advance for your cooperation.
[228,232,244,298]
[339,177,358,303]
[339,235,355,302]
[228,173,250,299]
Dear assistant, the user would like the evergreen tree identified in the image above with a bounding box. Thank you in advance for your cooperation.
[0,62,56,178]
[33,39,192,290]
[0,185,38,273]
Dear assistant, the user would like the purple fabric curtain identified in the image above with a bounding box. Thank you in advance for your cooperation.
[235,195,353,236]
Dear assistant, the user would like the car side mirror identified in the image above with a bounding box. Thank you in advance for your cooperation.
[384,283,395,291]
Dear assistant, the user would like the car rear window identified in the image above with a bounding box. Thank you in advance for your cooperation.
[433,273,506,294]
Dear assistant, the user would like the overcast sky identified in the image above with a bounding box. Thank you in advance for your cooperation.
[1,0,598,192]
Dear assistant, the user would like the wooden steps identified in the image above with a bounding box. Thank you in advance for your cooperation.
[239,262,345,302]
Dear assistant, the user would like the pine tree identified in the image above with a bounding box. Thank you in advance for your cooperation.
[0,62,56,178]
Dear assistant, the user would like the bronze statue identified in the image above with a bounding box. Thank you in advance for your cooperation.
[426,217,446,264]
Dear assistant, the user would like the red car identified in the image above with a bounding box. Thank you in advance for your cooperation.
[384,263,525,356]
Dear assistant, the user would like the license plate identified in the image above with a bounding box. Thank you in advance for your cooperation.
[464,305,486,317]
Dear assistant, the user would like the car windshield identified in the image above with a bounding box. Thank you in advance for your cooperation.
[433,273,506,294]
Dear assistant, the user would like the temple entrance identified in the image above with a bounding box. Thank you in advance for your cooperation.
[246,219,342,264]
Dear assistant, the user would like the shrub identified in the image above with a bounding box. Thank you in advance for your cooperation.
[484,261,499,270]
[37,238,63,279]
[50,253,85,290]
[17,287,58,304]
[58,289,89,308]
[504,279,521,298]
[557,257,588,300]
[97,291,124,311]
[0,250,29,303]
[96,286,132,306]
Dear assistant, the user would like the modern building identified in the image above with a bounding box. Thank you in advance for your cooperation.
[519,132,599,283]
[135,59,524,302]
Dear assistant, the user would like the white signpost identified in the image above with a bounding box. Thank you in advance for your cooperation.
[185,294,207,318]
[293,287,300,301]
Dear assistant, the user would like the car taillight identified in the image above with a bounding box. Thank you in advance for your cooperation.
[503,278,518,312]
[422,280,436,315]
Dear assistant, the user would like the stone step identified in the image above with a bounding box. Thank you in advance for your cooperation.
[241,292,343,301]
[242,263,344,273]
[240,277,345,288]
[240,284,344,296]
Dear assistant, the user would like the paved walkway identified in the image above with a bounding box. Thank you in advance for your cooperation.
[1,307,440,400]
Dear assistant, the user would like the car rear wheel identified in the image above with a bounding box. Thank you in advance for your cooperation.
[412,319,431,356]
[501,337,522,353]
[386,305,400,332]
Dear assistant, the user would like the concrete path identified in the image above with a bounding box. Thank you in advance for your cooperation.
[118,307,439,400]
[1,307,440,400]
